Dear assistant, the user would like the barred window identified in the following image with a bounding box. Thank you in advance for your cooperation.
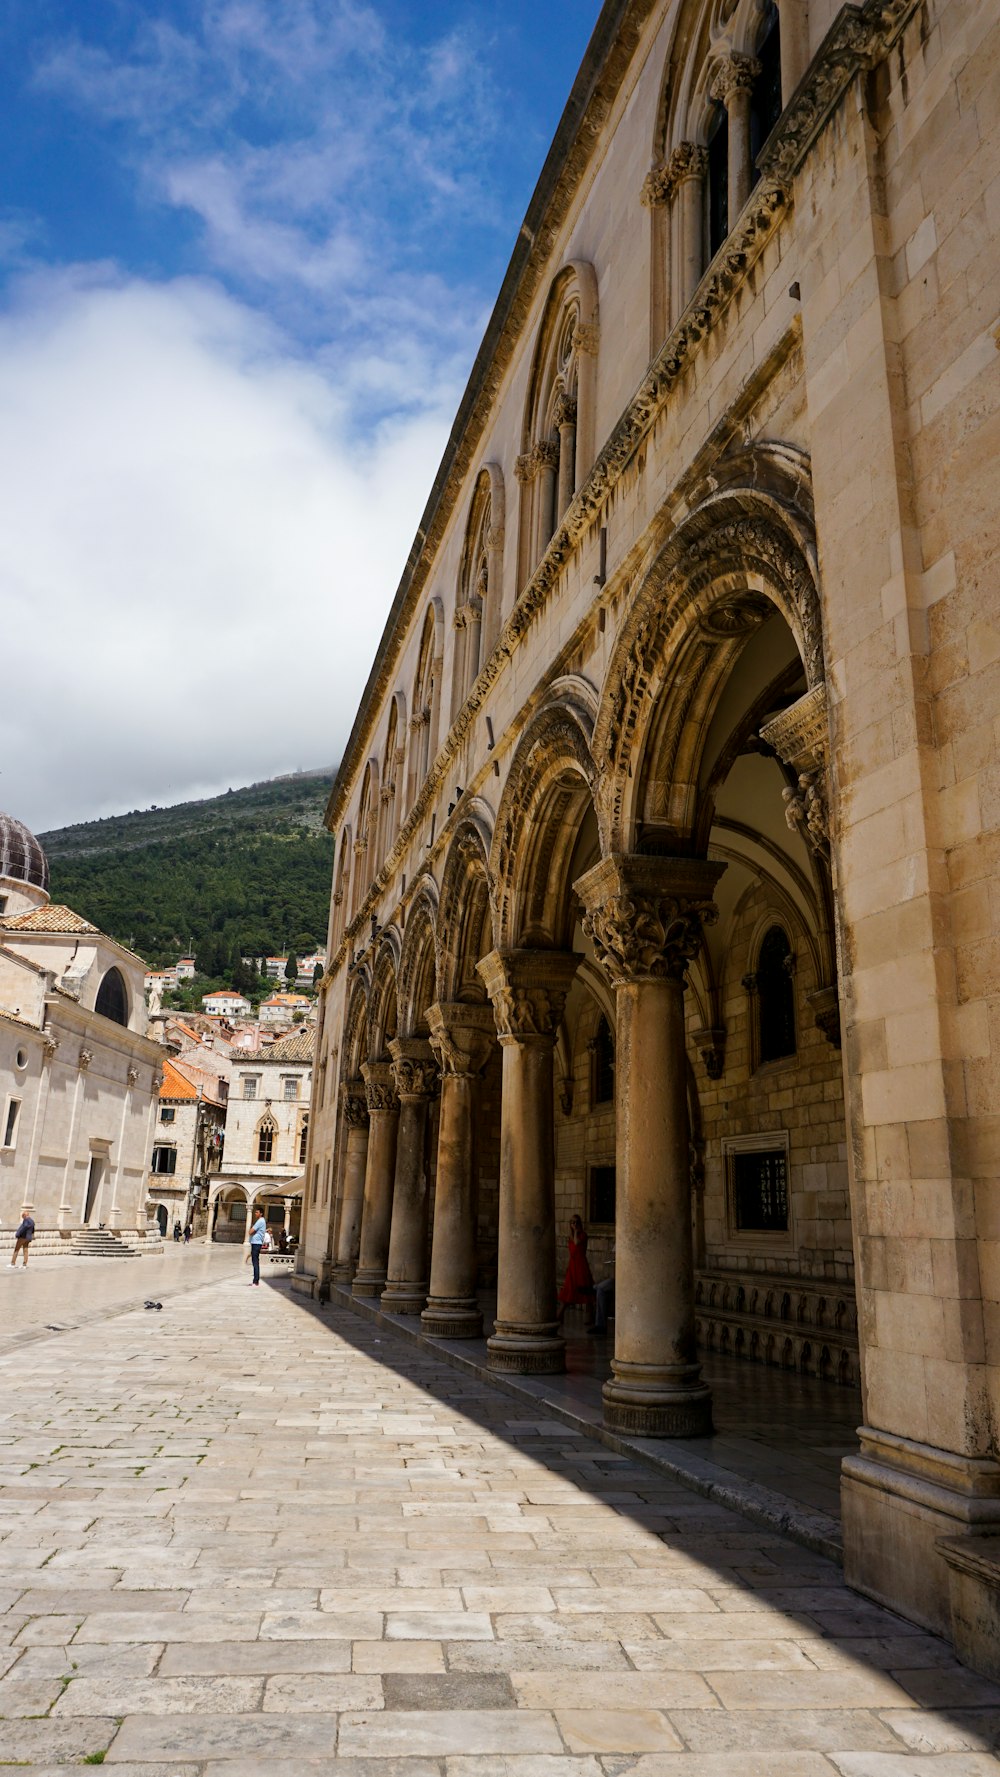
[757,925,795,1063]
[589,1164,616,1226]
[732,1148,788,1232]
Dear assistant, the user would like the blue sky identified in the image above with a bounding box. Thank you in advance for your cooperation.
[0,0,600,831]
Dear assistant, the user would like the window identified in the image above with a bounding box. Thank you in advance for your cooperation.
[160,1107,175,1124]
[229,1198,247,1224]
[724,1132,791,1246]
[266,1205,284,1226]
[15,1047,28,1070]
[749,3,783,178]
[589,1164,616,1226]
[2,1098,21,1149]
[299,1116,309,1165]
[283,1077,299,1101]
[242,1076,259,1099]
[95,967,129,1026]
[707,103,729,260]
[732,1149,788,1232]
[590,1016,615,1106]
[151,1146,177,1175]
[0,893,7,913]
[757,925,796,1063]
[257,1121,275,1163]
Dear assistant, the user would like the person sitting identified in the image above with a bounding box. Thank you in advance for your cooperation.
[588,1244,615,1334]
[556,1215,594,1324]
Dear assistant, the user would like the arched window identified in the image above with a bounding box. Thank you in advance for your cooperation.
[590,1015,615,1107]
[95,967,128,1027]
[408,605,442,804]
[706,101,729,261]
[749,4,783,178]
[756,925,795,1064]
[298,1114,309,1165]
[352,763,377,913]
[517,263,598,588]
[453,469,503,714]
[331,826,352,949]
[376,699,400,867]
[257,1116,277,1164]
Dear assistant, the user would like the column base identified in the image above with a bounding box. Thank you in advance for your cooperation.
[380,1280,428,1315]
[487,1321,565,1375]
[352,1269,387,1298]
[331,1261,356,1283]
[842,1426,1000,1647]
[602,1360,713,1438]
[421,1298,484,1340]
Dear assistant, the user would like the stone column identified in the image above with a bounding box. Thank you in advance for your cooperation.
[422,1003,495,1339]
[332,1081,369,1281]
[381,1039,439,1314]
[477,950,580,1374]
[576,855,725,1437]
[674,144,709,311]
[533,440,559,560]
[352,1062,399,1297]
[711,54,760,228]
[554,393,577,518]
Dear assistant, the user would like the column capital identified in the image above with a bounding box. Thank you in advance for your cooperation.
[553,391,577,429]
[641,142,708,207]
[341,1079,369,1129]
[575,854,725,987]
[710,52,760,103]
[532,438,560,473]
[761,685,832,859]
[427,1002,495,1079]
[388,1037,439,1102]
[361,1059,397,1115]
[477,949,580,1043]
[514,450,536,484]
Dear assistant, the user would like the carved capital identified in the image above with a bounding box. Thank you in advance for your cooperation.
[760,683,829,776]
[388,1036,438,1101]
[127,1066,139,1088]
[532,438,559,473]
[514,450,535,484]
[353,838,366,857]
[553,392,577,429]
[476,949,580,1043]
[575,855,725,987]
[427,1002,495,1079]
[640,163,673,208]
[808,984,842,1050]
[341,1079,369,1129]
[361,1059,398,1116]
[641,143,707,207]
[42,1034,59,1063]
[694,1026,727,1080]
[575,321,600,357]
[710,52,761,103]
[78,1048,93,1072]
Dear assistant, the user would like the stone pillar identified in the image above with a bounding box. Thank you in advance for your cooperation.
[381,1039,439,1314]
[477,950,580,1374]
[576,855,725,1437]
[533,440,559,560]
[674,144,709,312]
[554,393,577,518]
[711,54,760,228]
[352,1062,399,1297]
[774,0,809,99]
[422,1003,495,1339]
[332,1081,369,1281]
[465,595,482,690]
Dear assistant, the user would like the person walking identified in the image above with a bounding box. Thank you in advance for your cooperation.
[247,1207,267,1286]
[183,1223,192,1245]
[556,1214,594,1324]
[10,1207,34,1268]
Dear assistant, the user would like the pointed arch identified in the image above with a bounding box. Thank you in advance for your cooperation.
[437,804,495,1003]
[516,262,599,589]
[331,825,353,950]
[367,931,400,1060]
[375,691,406,868]
[491,677,599,950]
[407,600,445,808]
[255,1111,278,1165]
[452,464,506,715]
[341,970,370,1081]
[351,759,379,913]
[397,879,440,1038]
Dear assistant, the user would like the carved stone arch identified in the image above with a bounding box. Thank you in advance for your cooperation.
[351,758,380,914]
[407,599,445,809]
[341,971,370,1081]
[491,688,598,951]
[376,691,406,866]
[594,482,823,853]
[437,806,495,1004]
[517,262,599,587]
[367,933,399,1060]
[397,880,440,1038]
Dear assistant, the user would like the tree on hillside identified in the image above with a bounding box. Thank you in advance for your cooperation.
[312,962,323,989]
[295,932,316,952]
[285,953,299,985]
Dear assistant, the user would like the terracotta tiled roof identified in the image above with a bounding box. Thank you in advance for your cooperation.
[238,1028,314,1064]
[160,1058,198,1101]
[1,904,99,934]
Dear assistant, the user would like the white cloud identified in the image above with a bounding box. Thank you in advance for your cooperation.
[0,266,456,833]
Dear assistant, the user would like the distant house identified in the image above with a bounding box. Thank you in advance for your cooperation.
[147,1057,226,1238]
[201,990,251,1017]
[260,993,310,1028]
[174,957,196,980]
[207,1027,313,1246]
[297,952,326,986]
[263,956,288,980]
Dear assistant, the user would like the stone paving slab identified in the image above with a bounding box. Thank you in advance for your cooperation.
[0,1272,999,1766]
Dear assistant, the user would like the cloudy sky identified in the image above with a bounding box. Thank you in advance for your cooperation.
[1,0,599,833]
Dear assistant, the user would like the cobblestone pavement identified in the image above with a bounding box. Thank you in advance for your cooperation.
[1,1271,999,1773]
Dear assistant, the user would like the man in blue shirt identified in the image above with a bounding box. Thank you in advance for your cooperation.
[248,1208,267,1286]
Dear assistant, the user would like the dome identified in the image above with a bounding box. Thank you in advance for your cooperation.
[0,812,49,895]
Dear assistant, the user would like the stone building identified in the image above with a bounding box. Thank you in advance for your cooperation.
[295,0,1000,1671]
[207,1028,312,1243]
[0,812,164,1247]
[147,1056,226,1238]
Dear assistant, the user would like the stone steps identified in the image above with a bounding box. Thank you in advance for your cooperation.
[68,1229,142,1259]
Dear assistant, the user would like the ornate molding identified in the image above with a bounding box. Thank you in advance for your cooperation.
[575,321,600,357]
[361,1060,397,1117]
[477,949,580,1042]
[532,438,560,472]
[575,855,725,987]
[388,1037,438,1101]
[426,1002,495,1079]
[694,1026,727,1081]
[710,52,760,103]
[78,1048,93,1072]
[782,770,830,860]
[127,1066,139,1087]
[42,1034,59,1063]
[642,142,708,207]
[760,682,829,773]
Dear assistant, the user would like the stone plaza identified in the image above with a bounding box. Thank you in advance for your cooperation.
[2,1259,1000,1769]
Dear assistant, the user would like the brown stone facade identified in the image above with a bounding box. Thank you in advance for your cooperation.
[297,0,1000,1676]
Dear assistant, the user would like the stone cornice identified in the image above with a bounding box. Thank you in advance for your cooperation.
[328,0,921,961]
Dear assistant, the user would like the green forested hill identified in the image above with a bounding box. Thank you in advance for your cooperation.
[39,770,336,973]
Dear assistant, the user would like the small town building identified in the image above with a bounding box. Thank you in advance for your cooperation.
[147,1056,226,1237]
[206,1028,312,1245]
[200,990,251,1017]
[0,811,164,1249]
[174,957,196,979]
[259,993,310,1029]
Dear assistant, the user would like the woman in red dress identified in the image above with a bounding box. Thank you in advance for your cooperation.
[557,1215,594,1323]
